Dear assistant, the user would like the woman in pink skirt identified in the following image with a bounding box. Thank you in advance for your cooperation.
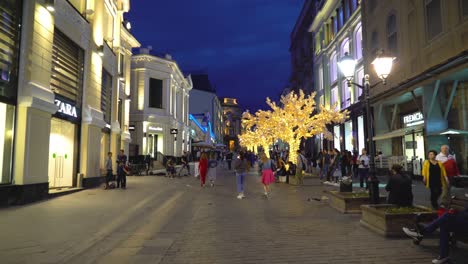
[260,153,275,197]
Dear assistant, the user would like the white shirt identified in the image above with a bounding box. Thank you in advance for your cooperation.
[358,155,369,168]
[436,153,454,163]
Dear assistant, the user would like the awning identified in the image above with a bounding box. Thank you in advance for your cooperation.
[373,124,424,141]
[427,129,468,136]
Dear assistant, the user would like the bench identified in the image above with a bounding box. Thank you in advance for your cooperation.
[449,193,468,246]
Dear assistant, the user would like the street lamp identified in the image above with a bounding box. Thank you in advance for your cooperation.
[338,52,395,204]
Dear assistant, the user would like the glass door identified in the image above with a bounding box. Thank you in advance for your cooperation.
[48,118,76,188]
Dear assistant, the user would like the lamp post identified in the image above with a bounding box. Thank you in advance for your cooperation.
[338,52,395,204]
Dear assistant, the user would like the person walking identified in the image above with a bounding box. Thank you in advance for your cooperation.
[321,150,330,181]
[435,145,454,163]
[436,145,459,205]
[117,149,127,189]
[358,148,370,189]
[295,150,306,185]
[226,151,233,170]
[207,152,218,187]
[275,158,286,182]
[233,152,248,199]
[198,152,208,187]
[330,149,342,183]
[385,164,413,207]
[422,150,448,209]
[178,151,191,177]
[259,153,275,197]
[105,152,113,189]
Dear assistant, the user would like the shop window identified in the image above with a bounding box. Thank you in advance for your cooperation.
[331,86,339,110]
[0,103,14,184]
[51,29,84,103]
[344,120,353,151]
[354,24,362,60]
[333,125,341,151]
[357,116,365,153]
[355,67,364,101]
[341,79,351,108]
[103,1,115,45]
[318,65,324,91]
[425,0,442,40]
[387,13,398,55]
[0,0,22,103]
[101,68,112,124]
[148,78,163,109]
[341,38,350,57]
[338,7,344,30]
[330,52,337,83]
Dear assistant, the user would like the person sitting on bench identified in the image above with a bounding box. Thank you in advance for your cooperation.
[402,193,468,264]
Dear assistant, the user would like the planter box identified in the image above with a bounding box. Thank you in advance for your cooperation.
[325,191,386,214]
[360,204,438,237]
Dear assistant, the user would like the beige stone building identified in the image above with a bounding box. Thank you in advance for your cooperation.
[0,0,140,205]
[362,0,468,174]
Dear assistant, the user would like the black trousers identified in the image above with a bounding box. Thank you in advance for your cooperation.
[117,172,126,188]
[106,170,113,185]
[430,186,442,209]
[227,160,232,170]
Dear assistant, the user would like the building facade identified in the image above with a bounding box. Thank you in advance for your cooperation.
[221,97,243,151]
[289,0,316,94]
[0,0,139,205]
[129,48,192,159]
[188,74,223,144]
[362,0,468,174]
[310,0,364,154]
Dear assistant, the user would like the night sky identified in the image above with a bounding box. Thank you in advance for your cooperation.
[126,0,304,111]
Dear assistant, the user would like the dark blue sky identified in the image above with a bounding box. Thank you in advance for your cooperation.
[126,0,304,111]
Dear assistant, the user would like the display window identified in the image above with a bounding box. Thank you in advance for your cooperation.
[0,103,14,184]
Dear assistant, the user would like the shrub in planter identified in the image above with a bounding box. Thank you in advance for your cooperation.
[360,204,437,237]
[325,190,386,214]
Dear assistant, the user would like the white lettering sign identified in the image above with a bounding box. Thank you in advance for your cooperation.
[148,126,163,131]
[403,112,423,124]
[55,99,78,118]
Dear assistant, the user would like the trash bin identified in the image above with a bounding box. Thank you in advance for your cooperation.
[339,177,352,192]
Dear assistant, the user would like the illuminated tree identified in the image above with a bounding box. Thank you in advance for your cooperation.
[239,90,348,163]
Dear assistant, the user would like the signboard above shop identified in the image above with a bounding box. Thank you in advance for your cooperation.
[148,126,163,132]
[53,94,80,123]
[403,112,424,127]
[170,128,178,134]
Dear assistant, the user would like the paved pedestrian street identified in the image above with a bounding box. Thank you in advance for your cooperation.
[0,167,467,264]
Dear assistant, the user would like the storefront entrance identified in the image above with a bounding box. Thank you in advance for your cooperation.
[48,118,77,188]
[404,131,425,161]
[147,133,162,158]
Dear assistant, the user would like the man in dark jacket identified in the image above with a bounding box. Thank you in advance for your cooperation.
[385,164,413,207]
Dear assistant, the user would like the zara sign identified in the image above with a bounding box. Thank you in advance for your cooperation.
[55,99,78,118]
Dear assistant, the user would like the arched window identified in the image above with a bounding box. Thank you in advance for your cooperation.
[387,13,397,55]
[330,52,337,83]
[354,24,362,60]
[340,38,350,57]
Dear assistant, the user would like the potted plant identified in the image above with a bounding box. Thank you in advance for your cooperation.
[325,190,386,214]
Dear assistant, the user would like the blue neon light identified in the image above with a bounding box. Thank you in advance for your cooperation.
[189,114,216,140]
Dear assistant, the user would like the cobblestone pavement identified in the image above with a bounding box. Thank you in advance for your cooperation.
[0,166,467,264]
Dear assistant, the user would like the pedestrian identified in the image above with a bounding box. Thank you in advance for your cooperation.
[352,150,359,179]
[286,161,295,184]
[233,151,248,199]
[295,150,306,185]
[166,158,176,178]
[435,145,454,163]
[385,164,413,207]
[207,152,218,187]
[402,200,468,264]
[198,152,208,187]
[178,151,191,177]
[259,153,275,197]
[422,150,448,209]
[105,152,113,189]
[226,151,233,170]
[358,148,370,189]
[345,151,352,177]
[321,150,330,181]
[330,149,342,183]
[275,158,286,182]
[117,149,128,189]
[196,149,201,161]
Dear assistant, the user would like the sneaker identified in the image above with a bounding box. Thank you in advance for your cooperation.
[402,227,423,240]
[237,194,243,199]
[432,257,450,264]
[240,193,245,198]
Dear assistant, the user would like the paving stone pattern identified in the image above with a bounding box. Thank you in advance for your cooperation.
[0,166,466,264]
